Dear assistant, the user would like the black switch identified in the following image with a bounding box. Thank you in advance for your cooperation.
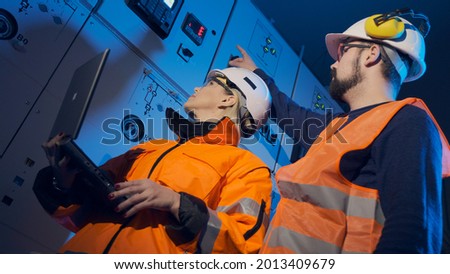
[182,48,193,58]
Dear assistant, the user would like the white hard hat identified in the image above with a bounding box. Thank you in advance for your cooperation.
[207,67,271,134]
[325,14,427,82]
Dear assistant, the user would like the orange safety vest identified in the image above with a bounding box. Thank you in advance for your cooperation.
[260,98,450,253]
[52,117,272,253]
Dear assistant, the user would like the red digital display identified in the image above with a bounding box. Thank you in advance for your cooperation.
[198,26,205,37]
[182,13,207,45]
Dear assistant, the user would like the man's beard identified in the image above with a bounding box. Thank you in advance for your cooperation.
[329,59,363,101]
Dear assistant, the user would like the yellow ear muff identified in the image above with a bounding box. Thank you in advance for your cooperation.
[365,14,405,39]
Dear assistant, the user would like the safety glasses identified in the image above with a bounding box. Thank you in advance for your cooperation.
[337,43,371,61]
[206,76,247,101]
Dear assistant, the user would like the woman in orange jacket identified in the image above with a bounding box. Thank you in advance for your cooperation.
[33,67,273,253]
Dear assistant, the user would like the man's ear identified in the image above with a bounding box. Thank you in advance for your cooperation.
[364,44,382,66]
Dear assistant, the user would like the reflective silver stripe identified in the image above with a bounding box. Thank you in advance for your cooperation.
[198,208,222,253]
[279,181,385,225]
[217,197,259,216]
[217,197,269,227]
[266,226,342,253]
[199,198,269,253]
[266,226,369,254]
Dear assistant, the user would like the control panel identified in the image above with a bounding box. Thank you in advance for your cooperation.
[125,0,184,39]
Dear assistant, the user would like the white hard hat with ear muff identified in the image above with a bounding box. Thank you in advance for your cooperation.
[325,8,430,82]
[207,67,271,137]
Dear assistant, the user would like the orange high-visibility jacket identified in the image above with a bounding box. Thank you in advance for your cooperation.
[42,117,272,253]
[261,98,450,254]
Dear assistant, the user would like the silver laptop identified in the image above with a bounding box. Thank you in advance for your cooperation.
[50,49,126,207]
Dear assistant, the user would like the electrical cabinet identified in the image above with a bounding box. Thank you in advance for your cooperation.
[0,0,341,253]
[94,0,234,96]
[0,0,235,253]
[0,0,98,157]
